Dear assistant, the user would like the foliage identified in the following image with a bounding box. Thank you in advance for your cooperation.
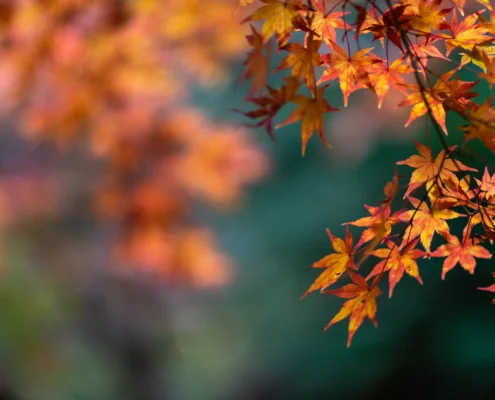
[0,0,268,287]
[238,0,495,346]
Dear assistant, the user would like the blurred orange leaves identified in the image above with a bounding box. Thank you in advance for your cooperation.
[0,0,268,287]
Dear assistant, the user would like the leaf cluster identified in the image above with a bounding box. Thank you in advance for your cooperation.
[238,0,495,346]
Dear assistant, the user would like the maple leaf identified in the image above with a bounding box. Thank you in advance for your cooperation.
[478,272,495,303]
[318,43,379,107]
[368,58,412,109]
[398,84,447,134]
[476,0,493,12]
[479,7,495,36]
[360,4,381,33]
[478,49,495,88]
[397,140,476,198]
[397,69,476,134]
[463,97,495,152]
[274,33,322,91]
[406,41,448,74]
[432,232,492,279]
[382,168,401,207]
[367,239,424,298]
[243,0,303,43]
[238,76,301,141]
[440,11,492,56]
[351,3,368,39]
[364,4,409,50]
[474,167,495,200]
[344,205,401,250]
[309,0,347,44]
[460,44,495,71]
[440,174,475,207]
[403,0,451,34]
[350,170,403,258]
[397,196,463,253]
[437,74,480,116]
[238,25,272,96]
[323,269,381,347]
[302,227,355,298]
[467,191,495,242]
[277,84,338,155]
[450,0,465,15]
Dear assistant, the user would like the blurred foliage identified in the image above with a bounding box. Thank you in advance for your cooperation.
[1,68,494,399]
[0,1,494,400]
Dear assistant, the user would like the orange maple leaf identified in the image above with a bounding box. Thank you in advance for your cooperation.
[404,0,451,34]
[318,43,379,107]
[344,205,401,249]
[463,97,495,152]
[239,76,301,140]
[382,168,401,207]
[398,69,479,134]
[363,4,409,50]
[478,272,495,303]
[478,49,495,88]
[439,174,475,207]
[368,58,412,109]
[243,0,303,43]
[238,25,272,96]
[323,269,381,347]
[406,41,448,75]
[479,7,495,35]
[274,33,322,91]
[398,71,450,134]
[397,196,463,253]
[474,167,495,200]
[397,140,476,198]
[302,227,355,298]
[459,44,495,71]
[309,0,348,43]
[277,84,338,155]
[451,0,465,16]
[432,231,492,279]
[398,85,447,134]
[440,11,492,56]
[367,238,424,298]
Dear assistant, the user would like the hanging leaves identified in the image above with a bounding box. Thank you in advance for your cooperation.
[240,0,495,346]
[323,269,381,347]
[277,84,338,155]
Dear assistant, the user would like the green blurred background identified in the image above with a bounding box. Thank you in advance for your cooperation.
[1,57,495,400]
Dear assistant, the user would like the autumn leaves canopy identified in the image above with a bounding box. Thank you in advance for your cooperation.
[238,0,495,346]
[240,0,495,154]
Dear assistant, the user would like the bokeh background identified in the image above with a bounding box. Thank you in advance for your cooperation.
[0,1,495,400]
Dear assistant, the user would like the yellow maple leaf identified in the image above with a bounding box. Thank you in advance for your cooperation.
[463,98,495,152]
[440,11,491,56]
[277,85,338,155]
[478,49,495,88]
[398,197,463,253]
[274,34,322,91]
[368,239,424,298]
[323,269,381,347]
[302,227,355,298]
[368,58,412,109]
[432,232,492,279]
[309,0,347,43]
[243,0,302,43]
[318,43,378,107]
[460,45,495,71]
[397,140,477,198]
